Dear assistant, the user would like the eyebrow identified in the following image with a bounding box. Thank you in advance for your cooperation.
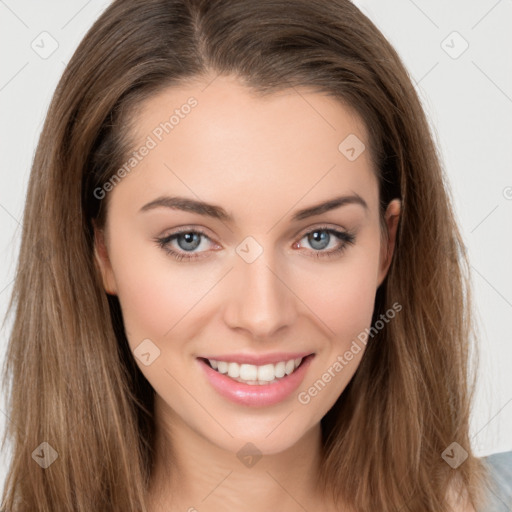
[139,193,368,222]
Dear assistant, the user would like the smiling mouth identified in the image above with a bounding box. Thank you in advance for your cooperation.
[198,355,312,386]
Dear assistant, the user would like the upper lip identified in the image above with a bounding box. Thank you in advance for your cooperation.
[199,351,313,366]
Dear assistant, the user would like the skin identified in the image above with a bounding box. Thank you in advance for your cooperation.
[94,74,402,511]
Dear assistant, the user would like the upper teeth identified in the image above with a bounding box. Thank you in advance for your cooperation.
[209,358,303,384]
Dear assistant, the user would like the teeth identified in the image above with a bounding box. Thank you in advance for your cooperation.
[239,363,258,381]
[257,364,275,381]
[217,361,228,374]
[227,362,240,378]
[274,361,286,378]
[207,357,303,385]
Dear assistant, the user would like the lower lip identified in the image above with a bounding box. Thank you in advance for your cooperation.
[198,355,314,407]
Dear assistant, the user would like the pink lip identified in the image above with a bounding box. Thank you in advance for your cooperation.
[199,351,312,366]
[197,354,315,407]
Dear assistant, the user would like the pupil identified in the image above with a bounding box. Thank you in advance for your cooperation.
[309,230,329,250]
[178,232,200,251]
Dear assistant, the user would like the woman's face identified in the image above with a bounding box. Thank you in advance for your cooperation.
[94,74,400,455]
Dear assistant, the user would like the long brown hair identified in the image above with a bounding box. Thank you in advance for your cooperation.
[1,0,492,510]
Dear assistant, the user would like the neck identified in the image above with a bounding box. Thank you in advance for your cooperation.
[146,395,334,512]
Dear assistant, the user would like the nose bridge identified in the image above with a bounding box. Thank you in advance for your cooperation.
[224,240,296,337]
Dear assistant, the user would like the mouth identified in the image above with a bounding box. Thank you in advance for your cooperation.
[199,356,307,385]
[197,353,315,407]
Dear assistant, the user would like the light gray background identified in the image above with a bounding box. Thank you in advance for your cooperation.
[1,0,511,491]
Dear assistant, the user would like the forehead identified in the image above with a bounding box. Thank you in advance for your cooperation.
[114,75,378,220]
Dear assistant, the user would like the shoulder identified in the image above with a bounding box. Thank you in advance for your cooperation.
[477,449,512,512]
[446,450,512,512]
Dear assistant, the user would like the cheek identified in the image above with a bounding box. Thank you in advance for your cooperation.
[107,232,216,346]
[309,272,376,338]
[293,259,379,416]
[109,222,381,352]
[291,239,381,342]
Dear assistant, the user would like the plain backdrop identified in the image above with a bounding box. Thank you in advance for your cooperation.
[1,0,511,491]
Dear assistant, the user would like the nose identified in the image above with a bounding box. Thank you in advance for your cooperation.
[223,250,297,339]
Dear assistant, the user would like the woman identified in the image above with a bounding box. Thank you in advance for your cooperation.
[1,0,510,510]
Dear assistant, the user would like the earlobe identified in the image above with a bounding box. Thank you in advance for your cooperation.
[377,198,401,287]
[92,222,118,295]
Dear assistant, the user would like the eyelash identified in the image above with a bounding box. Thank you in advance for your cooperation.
[154,225,356,262]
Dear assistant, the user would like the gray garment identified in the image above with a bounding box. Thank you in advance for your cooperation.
[479,450,512,511]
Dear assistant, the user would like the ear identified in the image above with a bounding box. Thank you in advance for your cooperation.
[377,198,401,287]
[92,221,118,295]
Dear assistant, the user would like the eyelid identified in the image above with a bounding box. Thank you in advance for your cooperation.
[293,225,356,252]
[158,222,350,245]
[153,226,219,262]
[160,225,213,238]
[294,222,350,239]
[158,225,219,247]
[155,223,356,261]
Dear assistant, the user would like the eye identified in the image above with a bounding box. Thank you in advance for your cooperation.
[154,225,356,262]
[294,226,356,259]
[154,228,217,261]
